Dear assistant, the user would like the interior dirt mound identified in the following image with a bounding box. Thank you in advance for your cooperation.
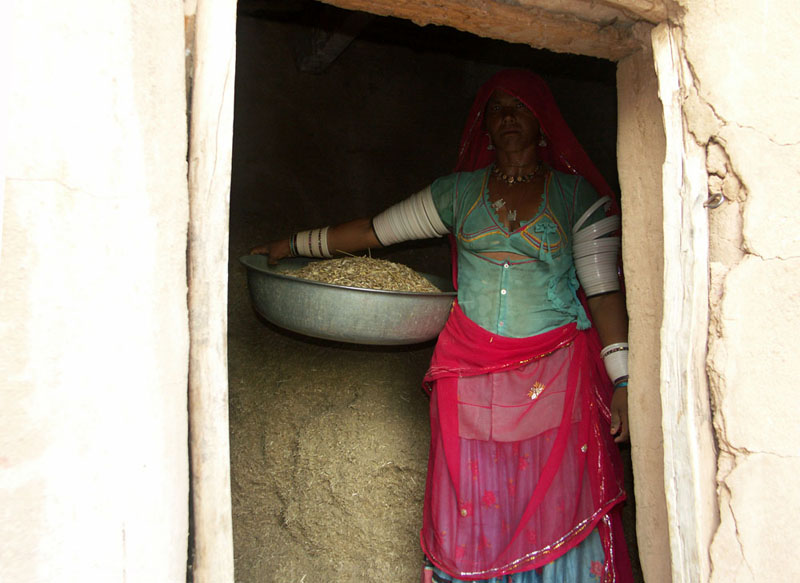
[284,379,429,578]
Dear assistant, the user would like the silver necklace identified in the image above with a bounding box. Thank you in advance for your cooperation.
[490,163,544,223]
[491,162,542,185]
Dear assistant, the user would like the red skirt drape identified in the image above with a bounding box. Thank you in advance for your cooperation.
[420,303,632,582]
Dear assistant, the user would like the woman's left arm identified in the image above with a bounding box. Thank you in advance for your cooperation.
[586,291,630,443]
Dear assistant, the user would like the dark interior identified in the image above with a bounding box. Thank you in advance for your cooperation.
[226,2,636,580]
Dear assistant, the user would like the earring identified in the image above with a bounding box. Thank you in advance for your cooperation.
[538,133,547,147]
[487,142,495,151]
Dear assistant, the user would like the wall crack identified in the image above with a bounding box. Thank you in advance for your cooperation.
[723,482,757,580]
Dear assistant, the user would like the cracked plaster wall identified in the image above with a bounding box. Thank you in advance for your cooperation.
[675,1,800,581]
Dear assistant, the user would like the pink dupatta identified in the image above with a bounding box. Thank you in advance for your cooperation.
[420,304,629,580]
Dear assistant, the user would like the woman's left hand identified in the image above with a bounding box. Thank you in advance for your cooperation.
[610,387,629,443]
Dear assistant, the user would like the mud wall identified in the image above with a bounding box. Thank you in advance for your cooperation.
[0,1,190,581]
[616,43,671,583]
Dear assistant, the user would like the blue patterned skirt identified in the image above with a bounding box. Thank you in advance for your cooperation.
[424,529,605,583]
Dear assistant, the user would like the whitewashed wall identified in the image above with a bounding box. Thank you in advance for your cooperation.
[0,1,190,581]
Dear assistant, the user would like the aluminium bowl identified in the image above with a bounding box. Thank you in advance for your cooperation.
[240,255,456,345]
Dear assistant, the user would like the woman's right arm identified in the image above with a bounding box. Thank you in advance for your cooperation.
[250,217,381,264]
[251,183,451,264]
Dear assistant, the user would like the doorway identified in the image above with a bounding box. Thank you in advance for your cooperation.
[227,3,635,581]
[188,1,684,582]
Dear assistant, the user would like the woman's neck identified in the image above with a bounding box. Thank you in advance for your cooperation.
[494,149,539,177]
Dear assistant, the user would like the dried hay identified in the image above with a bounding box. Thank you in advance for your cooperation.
[283,380,429,579]
[289,257,441,293]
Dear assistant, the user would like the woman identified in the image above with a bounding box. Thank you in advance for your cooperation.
[252,69,632,582]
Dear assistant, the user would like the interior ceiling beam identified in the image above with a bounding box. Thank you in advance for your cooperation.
[296,9,375,73]
[321,0,650,61]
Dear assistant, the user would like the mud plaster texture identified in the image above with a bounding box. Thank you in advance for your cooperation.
[227,10,639,582]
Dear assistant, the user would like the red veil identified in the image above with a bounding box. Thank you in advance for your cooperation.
[454,69,618,212]
[448,69,622,291]
[420,70,632,582]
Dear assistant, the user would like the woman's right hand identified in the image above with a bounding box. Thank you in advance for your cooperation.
[249,218,381,265]
[249,239,291,265]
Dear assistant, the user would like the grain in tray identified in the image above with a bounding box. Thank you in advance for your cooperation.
[289,257,441,293]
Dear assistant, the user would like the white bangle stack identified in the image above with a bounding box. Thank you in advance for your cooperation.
[601,342,629,387]
[573,196,621,297]
[372,186,449,247]
[292,227,333,258]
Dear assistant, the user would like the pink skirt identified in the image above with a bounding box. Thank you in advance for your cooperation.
[420,303,631,582]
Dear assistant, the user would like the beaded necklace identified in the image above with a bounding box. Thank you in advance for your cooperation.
[490,163,544,227]
[491,161,543,185]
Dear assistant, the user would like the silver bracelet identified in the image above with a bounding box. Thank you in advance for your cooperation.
[294,227,332,258]
[601,342,629,385]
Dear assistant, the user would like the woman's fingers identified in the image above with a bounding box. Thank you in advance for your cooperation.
[610,388,629,443]
[250,240,291,264]
[613,416,629,443]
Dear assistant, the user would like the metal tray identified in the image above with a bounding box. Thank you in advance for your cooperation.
[240,255,455,345]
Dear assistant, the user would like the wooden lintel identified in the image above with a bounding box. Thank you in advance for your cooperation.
[321,0,645,61]
[597,0,669,23]
[514,0,667,26]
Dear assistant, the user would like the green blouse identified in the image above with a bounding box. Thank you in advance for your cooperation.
[430,166,605,338]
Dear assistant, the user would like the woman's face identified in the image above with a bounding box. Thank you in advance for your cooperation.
[484,90,541,155]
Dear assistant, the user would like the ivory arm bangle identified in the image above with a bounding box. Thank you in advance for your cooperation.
[372,186,449,247]
[573,213,621,297]
[601,342,629,385]
[294,226,333,258]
